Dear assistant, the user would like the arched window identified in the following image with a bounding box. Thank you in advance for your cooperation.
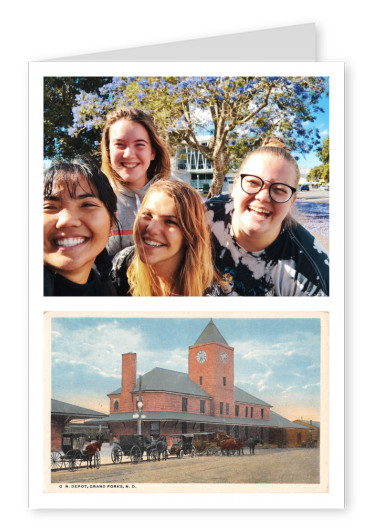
[114,400,119,412]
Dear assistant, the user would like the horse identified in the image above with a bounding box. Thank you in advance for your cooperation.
[146,436,168,461]
[220,437,244,456]
[155,436,168,460]
[84,440,102,468]
[245,437,263,455]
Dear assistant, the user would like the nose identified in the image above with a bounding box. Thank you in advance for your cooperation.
[145,217,161,235]
[55,208,81,229]
[254,182,271,201]
[122,146,134,158]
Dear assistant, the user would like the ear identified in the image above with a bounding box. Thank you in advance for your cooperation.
[150,147,156,161]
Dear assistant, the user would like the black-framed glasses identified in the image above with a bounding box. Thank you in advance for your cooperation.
[240,174,296,203]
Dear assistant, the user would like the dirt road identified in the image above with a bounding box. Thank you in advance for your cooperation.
[51,448,319,485]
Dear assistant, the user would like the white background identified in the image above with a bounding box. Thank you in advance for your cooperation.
[1,0,372,525]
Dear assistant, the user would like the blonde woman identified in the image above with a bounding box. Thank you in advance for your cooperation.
[111,180,224,296]
[101,106,171,257]
[206,137,329,296]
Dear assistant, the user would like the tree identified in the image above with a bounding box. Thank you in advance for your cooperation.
[44,77,112,161]
[51,76,328,197]
[307,136,329,183]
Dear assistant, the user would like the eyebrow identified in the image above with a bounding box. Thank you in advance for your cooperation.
[43,193,98,200]
[141,209,178,219]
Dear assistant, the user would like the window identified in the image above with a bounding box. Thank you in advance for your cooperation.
[226,425,231,435]
[150,422,160,437]
[245,426,249,438]
[200,400,206,414]
[200,376,203,385]
[226,403,230,415]
[250,407,254,418]
[114,400,119,412]
[220,402,224,414]
[223,377,226,386]
[261,408,264,419]
[200,423,205,433]
[182,397,187,412]
[182,422,187,434]
[245,406,248,417]
[235,405,239,417]
[235,426,239,439]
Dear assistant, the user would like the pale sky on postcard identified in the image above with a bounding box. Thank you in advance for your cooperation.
[50,317,321,421]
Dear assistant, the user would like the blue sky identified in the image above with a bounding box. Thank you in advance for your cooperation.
[51,316,321,422]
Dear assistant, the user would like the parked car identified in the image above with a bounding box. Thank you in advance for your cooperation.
[320,184,329,191]
[300,184,310,191]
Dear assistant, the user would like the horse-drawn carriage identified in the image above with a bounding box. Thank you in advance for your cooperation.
[51,433,102,471]
[111,434,168,463]
[111,434,149,464]
[169,434,196,458]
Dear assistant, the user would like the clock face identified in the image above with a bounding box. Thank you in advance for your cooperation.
[196,350,207,364]
[220,351,228,363]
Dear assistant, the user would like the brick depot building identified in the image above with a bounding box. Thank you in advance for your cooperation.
[105,320,312,447]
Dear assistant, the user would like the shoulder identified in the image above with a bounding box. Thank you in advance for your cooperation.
[205,194,234,224]
[286,222,330,295]
[112,246,135,271]
[111,246,135,295]
[44,266,55,296]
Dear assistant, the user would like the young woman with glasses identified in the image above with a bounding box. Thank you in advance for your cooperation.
[206,137,329,296]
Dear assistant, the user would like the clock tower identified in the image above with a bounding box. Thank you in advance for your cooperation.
[188,319,234,416]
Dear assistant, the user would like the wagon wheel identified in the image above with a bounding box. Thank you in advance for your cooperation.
[69,450,81,471]
[130,445,141,464]
[179,449,185,459]
[111,447,123,464]
[206,447,214,456]
[51,451,62,470]
[214,447,222,455]
[150,448,158,461]
[94,452,101,469]
[190,447,196,458]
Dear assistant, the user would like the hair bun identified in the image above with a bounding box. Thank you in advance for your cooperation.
[262,137,290,151]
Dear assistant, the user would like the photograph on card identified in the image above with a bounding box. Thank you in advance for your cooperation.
[43,75,330,297]
[45,311,328,494]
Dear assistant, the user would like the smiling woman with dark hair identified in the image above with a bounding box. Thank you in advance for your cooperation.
[206,138,329,296]
[43,158,119,296]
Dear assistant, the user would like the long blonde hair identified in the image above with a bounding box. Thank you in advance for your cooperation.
[127,180,220,296]
[100,107,171,192]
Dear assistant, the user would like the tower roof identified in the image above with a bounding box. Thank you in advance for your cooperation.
[194,319,228,346]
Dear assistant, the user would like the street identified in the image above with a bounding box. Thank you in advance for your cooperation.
[51,447,320,485]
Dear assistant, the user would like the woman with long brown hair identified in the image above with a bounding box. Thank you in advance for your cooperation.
[101,106,171,257]
[111,180,225,296]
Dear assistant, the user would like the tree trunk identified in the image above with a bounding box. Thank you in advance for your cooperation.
[207,151,229,199]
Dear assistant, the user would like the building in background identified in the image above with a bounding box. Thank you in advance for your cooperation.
[104,320,312,447]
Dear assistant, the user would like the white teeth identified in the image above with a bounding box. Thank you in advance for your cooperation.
[55,237,86,247]
[144,239,164,247]
[122,163,138,168]
[250,206,270,215]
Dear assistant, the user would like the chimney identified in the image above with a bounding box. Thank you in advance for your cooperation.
[122,353,137,394]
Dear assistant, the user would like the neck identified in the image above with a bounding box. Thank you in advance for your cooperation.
[231,220,281,252]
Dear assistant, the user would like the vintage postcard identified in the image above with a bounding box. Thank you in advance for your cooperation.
[41,311,331,507]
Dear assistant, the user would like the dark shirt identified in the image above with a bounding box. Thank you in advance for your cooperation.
[44,266,116,296]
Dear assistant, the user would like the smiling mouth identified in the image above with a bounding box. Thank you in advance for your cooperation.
[54,237,88,248]
[122,163,139,169]
[143,239,165,248]
[247,206,271,218]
